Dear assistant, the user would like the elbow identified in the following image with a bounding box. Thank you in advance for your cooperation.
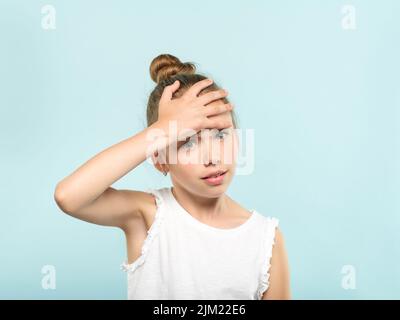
[54,183,77,214]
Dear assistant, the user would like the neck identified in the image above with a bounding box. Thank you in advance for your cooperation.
[171,185,229,220]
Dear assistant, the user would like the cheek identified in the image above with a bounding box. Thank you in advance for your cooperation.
[177,146,202,165]
[172,164,199,179]
[221,135,238,165]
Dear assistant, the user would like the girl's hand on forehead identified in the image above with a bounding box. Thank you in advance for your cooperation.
[157,78,234,143]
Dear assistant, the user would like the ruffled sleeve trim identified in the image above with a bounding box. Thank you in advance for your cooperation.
[257,216,279,300]
[120,188,165,273]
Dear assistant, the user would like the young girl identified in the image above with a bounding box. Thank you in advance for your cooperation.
[54,54,291,300]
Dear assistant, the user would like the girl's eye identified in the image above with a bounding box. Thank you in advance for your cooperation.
[182,138,196,149]
[184,141,194,148]
[215,130,229,140]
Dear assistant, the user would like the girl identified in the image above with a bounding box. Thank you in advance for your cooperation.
[54,54,291,300]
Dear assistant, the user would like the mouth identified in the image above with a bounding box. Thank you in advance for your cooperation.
[200,170,228,185]
[201,169,228,180]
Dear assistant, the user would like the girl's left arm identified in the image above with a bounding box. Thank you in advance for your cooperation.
[262,228,291,300]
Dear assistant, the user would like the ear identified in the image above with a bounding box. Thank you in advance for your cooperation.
[151,149,169,174]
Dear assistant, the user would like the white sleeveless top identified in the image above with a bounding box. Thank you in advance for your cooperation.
[120,186,279,300]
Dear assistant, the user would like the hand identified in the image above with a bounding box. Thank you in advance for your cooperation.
[157,78,233,142]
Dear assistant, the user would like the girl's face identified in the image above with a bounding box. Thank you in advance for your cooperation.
[164,99,238,198]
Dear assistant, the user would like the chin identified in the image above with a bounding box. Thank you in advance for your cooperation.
[199,183,229,197]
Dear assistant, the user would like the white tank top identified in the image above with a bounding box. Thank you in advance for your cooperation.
[121,186,279,300]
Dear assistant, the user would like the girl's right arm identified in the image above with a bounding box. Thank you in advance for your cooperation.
[54,78,233,231]
[54,121,167,230]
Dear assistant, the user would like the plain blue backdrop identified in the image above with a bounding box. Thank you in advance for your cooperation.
[0,0,399,299]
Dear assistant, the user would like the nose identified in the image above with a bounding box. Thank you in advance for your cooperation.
[201,130,222,166]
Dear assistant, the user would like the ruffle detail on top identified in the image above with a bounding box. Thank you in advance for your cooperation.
[256,217,279,300]
[120,188,165,273]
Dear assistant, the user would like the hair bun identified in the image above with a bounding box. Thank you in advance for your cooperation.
[149,54,196,84]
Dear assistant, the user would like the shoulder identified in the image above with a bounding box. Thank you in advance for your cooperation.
[272,227,285,257]
[256,214,279,238]
[261,223,291,300]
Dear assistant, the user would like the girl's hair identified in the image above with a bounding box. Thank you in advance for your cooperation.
[146,53,238,128]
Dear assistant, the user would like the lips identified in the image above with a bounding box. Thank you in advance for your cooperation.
[201,169,228,179]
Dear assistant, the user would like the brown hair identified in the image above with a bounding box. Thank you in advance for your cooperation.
[146,53,238,129]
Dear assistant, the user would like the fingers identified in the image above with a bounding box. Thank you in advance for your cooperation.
[205,117,233,130]
[185,78,214,98]
[203,103,233,117]
[159,80,180,104]
[197,89,229,106]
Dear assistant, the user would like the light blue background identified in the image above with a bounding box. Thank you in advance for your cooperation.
[0,0,399,299]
